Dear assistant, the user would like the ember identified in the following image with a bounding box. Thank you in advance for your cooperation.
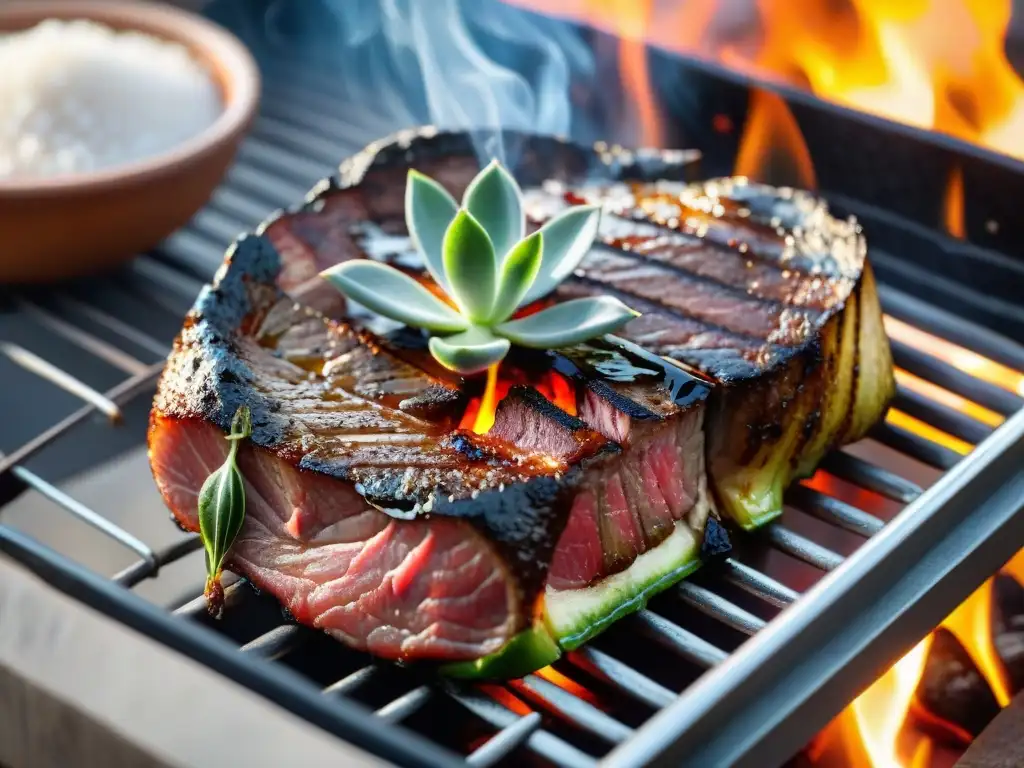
[458,366,578,435]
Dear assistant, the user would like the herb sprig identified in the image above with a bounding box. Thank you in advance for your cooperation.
[198,405,251,618]
[320,160,640,375]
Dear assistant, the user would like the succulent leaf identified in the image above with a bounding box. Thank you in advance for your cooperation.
[489,232,543,324]
[462,159,524,260]
[494,295,639,348]
[429,327,511,375]
[321,260,468,332]
[522,205,602,305]
[442,209,498,323]
[406,170,459,293]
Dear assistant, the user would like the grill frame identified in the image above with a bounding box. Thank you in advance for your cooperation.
[3,11,1024,767]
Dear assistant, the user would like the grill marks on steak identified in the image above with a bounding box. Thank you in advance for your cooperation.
[149,233,715,661]
[262,143,892,532]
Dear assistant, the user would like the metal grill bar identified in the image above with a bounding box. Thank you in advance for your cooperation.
[241,625,307,659]
[466,712,543,767]
[0,526,461,768]
[632,611,728,667]
[676,582,767,635]
[893,384,995,444]
[324,666,380,696]
[870,422,963,470]
[879,284,1024,373]
[376,686,433,723]
[445,687,596,768]
[818,452,922,503]
[787,486,885,537]
[9,465,156,569]
[763,526,844,571]
[719,559,799,607]
[569,648,676,709]
[1,341,122,420]
[511,676,634,744]
[891,339,1024,416]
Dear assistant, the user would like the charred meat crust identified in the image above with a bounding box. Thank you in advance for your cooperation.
[151,233,630,606]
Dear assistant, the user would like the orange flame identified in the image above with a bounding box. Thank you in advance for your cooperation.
[459,369,578,435]
[735,88,818,189]
[940,579,1013,707]
[849,636,934,768]
[508,0,1024,161]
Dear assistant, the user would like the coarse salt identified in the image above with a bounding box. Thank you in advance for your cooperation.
[0,18,222,180]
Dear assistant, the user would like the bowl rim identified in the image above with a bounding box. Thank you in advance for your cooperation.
[0,0,261,198]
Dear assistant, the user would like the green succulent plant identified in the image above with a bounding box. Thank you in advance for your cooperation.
[320,159,640,375]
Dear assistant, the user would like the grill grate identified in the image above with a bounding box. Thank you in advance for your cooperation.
[3,41,1024,768]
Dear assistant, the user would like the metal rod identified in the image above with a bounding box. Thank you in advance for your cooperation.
[893,384,994,445]
[0,341,122,421]
[113,536,202,588]
[240,625,307,660]
[14,299,151,375]
[466,712,543,768]
[173,574,244,619]
[190,208,248,249]
[9,464,157,571]
[870,422,962,470]
[0,362,163,475]
[225,163,310,209]
[818,451,922,503]
[445,687,596,768]
[376,686,433,723]
[676,582,767,635]
[511,675,634,745]
[159,229,223,281]
[209,187,274,228]
[324,666,381,697]
[254,114,349,168]
[238,138,330,187]
[0,525,462,768]
[719,559,799,608]
[890,339,1023,417]
[632,610,728,668]
[53,295,171,358]
[788,486,885,537]
[569,648,676,709]
[879,284,1024,373]
[764,525,845,571]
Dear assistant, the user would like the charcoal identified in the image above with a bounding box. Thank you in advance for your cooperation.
[912,627,1001,745]
[992,573,1024,695]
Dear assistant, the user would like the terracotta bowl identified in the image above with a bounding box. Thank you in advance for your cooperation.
[0,0,260,283]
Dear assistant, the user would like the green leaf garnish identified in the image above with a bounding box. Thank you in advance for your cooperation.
[523,205,602,305]
[429,327,511,375]
[321,159,639,376]
[495,296,640,348]
[442,209,498,323]
[321,260,469,332]
[406,169,459,294]
[198,405,251,619]
[489,231,543,324]
[462,159,524,260]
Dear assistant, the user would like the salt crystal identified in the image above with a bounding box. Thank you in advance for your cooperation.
[0,18,221,180]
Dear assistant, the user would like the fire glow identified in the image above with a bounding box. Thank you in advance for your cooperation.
[505,0,1024,161]
[460,367,578,435]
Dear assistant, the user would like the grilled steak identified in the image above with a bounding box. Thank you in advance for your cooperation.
[263,129,895,530]
[149,230,718,674]
[150,129,894,676]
